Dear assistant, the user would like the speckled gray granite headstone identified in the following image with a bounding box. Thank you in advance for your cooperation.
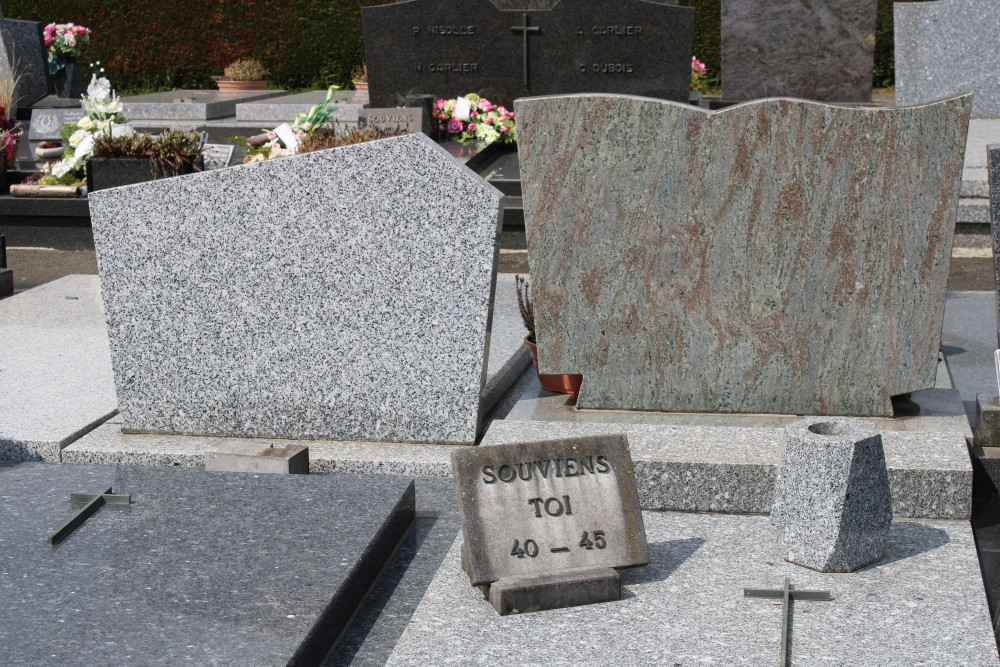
[88,133,502,444]
[1,19,50,108]
[721,0,877,102]
[516,94,970,416]
[771,418,892,572]
[989,144,1000,348]
[895,0,1000,118]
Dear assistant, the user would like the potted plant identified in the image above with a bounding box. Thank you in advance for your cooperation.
[351,64,368,92]
[44,22,91,98]
[214,58,269,91]
[86,129,205,192]
[516,275,583,394]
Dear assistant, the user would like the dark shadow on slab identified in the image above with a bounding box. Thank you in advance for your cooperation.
[620,537,704,593]
[859,522,950,571]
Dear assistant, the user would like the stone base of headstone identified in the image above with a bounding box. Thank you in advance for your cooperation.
[488,567,620,615]
[975,394,1000,447]
[0,268,12,298]
[204,442,309,474]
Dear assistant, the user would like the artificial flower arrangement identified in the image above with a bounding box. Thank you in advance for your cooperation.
[243,86,340,162]
[434,93,516,145]
[0,58,21,163]
[44,23,90,74]
[691,56,708,93]
[41,75,132,184]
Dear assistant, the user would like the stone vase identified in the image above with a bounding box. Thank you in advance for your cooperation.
[53,59,87,99]
[771,417,892,573]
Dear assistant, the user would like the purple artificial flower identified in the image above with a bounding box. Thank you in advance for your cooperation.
[447,119,464,134]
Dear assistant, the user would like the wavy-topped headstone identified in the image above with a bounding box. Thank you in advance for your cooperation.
[89,134,502,445]
[895,0,1000,118]
[722,0,877,103]
[516,94,971,417]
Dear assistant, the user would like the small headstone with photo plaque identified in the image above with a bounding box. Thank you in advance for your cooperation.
[450,433,648,614]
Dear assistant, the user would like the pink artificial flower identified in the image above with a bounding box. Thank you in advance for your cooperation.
[438,123,445,132]
[267,131,276,139]
[446,119,463,134]
[500,126,508,133]
[485,117,494,125]
[437,112,446,120]
[468,123,477,131]
[435,99,445,110]
[470,111,478,118]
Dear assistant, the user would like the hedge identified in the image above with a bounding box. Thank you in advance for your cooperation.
[4,0,901,94]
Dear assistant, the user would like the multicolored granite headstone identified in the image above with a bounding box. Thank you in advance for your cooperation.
[721,0,877,102]
[991,144,1000,348]
[515,94,971,417]
[89,134,502,445]
[361,0,695,108]
[895,0,1000,118]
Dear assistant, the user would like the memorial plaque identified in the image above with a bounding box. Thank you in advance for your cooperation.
[201,143,235,171]
[721,0,878,102]
[28,108,82,141]
[451,434,648,586]
[358,107,422,134]
[362,0,695,107]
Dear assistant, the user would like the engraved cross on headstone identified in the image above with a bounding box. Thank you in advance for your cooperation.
[744,577,831,667]
[510,13,540,87]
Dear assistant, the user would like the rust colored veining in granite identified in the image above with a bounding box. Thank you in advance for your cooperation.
[515,94,971,417]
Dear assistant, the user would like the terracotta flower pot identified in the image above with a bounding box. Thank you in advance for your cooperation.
[353,80,369,92]
[215,79,267,91]
[524,336,583,395]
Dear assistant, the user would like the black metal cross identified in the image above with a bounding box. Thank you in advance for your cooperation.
[48,486,131,546]
[744,577,831,667]
[510,13,540,87]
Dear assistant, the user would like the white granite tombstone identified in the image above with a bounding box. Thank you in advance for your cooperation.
[895,0,1000,118]
[88,133,502,445]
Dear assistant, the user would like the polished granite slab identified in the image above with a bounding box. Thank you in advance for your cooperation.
[0,462,414,666]
[121,89,286,120]
[515,94,971,416]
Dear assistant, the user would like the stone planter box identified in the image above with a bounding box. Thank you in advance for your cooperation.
[86,156,203,193]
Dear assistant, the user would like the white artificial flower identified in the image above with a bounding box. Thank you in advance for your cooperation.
[86,75,111,103]
[77,117,93,131]
[68,128,88,147]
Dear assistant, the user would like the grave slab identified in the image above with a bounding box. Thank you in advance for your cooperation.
[235,89,368,124]
[721,0,877,102]
[121,89,286,121]
[0,276,116,462]
[383,512,998,666]
[2,19,49,108]
[27,107,82,140]
[895,0,1000,118]
[516,94,970,416]
[362,0,695,107]
[0,462,414,666]
[89,134,502,444]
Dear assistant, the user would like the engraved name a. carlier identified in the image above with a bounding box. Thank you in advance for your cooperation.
[413,25,475,35]
[481,455,611,484]
[579,26,643,36]
[416,63,479,73]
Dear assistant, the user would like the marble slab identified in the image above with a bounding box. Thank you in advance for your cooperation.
[989,144,1000,347]
[383,511,998,666]
[362,0,695,107]
[234,89,368,124]
[895,0,1000,118]
[89,134,502,444]
[2,19,49,108]
[0,462,414,666]
[515,94,971,416]
[121,89,286,120]
[0,276,117,462]
[721,0,877,102]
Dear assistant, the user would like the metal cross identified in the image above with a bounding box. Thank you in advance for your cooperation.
[510,13,540,87]
[48,486,132,546]
[744,577,831,667]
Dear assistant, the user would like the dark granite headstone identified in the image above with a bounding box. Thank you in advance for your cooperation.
[362,0,695,107]
[0,463,414,666]
[358,107,423,134]
[1,19,50,108]
[721,0,878,102]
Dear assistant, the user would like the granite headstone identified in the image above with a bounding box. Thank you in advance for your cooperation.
[362,0,695,107]
[88,133,502,444]
[721,0,878,102]
[990,144,1000,348]
[515,94,970,416]
[0,462,414,665]
[450,434,648,587]
[895,0,1000,118]
[27,108,82,141]
[1,19,49,108]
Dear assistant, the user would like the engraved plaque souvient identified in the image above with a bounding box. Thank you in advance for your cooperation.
[451,434,648,586]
